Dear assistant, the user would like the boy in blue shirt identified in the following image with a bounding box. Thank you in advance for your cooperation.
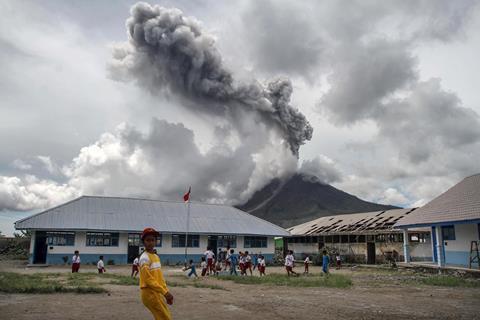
[228,249,238,275]
[322,250,330,274]
[184,259,198,278]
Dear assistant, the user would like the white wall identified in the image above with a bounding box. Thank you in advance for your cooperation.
[444,223,479,252]
[44,232,275,256]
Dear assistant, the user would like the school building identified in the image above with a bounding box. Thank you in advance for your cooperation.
[395,173,480,268]
[14,196,289,265]
[286,208,433,264]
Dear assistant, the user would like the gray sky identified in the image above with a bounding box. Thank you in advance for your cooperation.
[1,0,480,235]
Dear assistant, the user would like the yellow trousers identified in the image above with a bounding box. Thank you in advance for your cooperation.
[141,288,172,320]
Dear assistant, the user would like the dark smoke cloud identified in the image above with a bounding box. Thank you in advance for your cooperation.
[109,2,312,156]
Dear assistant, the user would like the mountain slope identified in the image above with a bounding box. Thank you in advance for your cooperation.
[239,173,398,228]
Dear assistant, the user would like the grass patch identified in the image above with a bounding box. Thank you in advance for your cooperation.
[218,273,352,288]
[109,275,139,286]
[0,272,106,294]
[419,275,480,288]
[192,280,227,291]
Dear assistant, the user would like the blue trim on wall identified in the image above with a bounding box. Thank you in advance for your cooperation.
[444,250,479,268]
[431,226,438,263]
[46,253,127,265]
[45,253,275,265]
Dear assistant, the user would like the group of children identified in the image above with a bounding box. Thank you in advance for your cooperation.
[284,250,342,276]
[70,250,106,274]
[183,247,267,278]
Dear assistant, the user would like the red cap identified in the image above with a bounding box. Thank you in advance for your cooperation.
[141,227,159,240]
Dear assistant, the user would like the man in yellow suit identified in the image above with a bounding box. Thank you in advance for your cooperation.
[139,228,174,319]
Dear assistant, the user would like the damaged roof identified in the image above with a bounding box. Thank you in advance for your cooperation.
[395,173,480,228]
[287,208,417,235]
[15,196,289,237]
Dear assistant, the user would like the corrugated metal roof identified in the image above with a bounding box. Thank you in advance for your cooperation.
[287,208,417,235]
[395,173,480,227]
[15,196,289,236]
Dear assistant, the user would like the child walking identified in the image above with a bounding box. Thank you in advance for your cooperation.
[139,228,174,320]
[228,249,238,276]
[185,259,198,278]
[71,250,81,273]
[322,250,330,274]
[336,253,342,269]
[245,251,253,276]
[131,256,139,278]
[304,256,311,274]
[97,256,106,274]
[257,255,266,276]
[285,250,299,277]
[200,257,208,276]
[204,247,215,275]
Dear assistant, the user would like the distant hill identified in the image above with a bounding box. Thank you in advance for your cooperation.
[238,173,399,228]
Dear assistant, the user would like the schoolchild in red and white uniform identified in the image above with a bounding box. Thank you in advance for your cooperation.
[71,250,81,273]
[204,247,215,275]
[245,251,253,276]
[97,256,106,274]
[257,255,266,276]
[131,256,140,277]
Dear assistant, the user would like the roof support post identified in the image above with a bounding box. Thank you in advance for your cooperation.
[434,226,444,267]
[402,229,410,263]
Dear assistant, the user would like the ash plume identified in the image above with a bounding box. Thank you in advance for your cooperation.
[110,2,312,155]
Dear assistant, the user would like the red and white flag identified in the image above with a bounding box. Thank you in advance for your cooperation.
[183,187,191,202]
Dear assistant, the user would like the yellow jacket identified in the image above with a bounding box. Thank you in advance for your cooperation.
[139,251,168,295]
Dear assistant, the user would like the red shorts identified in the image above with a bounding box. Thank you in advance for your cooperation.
[239,263,245,271]
[72,263,80,273]
[207,258,213,267]
[259,265,265,273]
[98,268,104,274]
[246,262,252,269]
[226,261,231,266]
[285,266,293,272]
[132,265,139,272]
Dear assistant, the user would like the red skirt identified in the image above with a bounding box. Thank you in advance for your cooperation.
[132,265,139,272]
[72,263,80,273]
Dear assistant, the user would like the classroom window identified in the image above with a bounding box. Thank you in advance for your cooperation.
[348,235,357,243]
[375,234,386,242]
[366,235,375,242]
[311,236,318,243]
[128,234,140,246]
[410,233,429,243]
[340,235,349,243]
[287,237,294,244]
[324,235,333,243]
[46,232,75,246]
[217,235,236,248]
[332,235,340,243]
[86,232,119,247]
[171,234,199,248]
[441,226,456,241]
[358,235,366,243]
[244,236,268,248]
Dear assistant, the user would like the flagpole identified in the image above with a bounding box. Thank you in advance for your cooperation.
[184,190,191,267]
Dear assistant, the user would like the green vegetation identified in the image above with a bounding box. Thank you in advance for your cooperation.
[419,275,480,288]
[0,272,106,294]
[218,273,352,288]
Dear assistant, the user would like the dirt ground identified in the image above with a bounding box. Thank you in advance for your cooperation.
[0,260,479,320]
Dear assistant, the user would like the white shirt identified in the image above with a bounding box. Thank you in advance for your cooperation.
[336,255,341,261]
[204,250,215,259]
[201,261,207,269]
[285,254,294,267]
[258,258,265,266]
[72,255,81,264]
[304,257,310,263]
[133,257,139,266]
[246,255,252,262]
[97,260,104,269]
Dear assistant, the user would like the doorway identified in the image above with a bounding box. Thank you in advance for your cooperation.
[128,233,140,263]
[367,242,376,264]
[207,235,218,255]
[33,231,48,264]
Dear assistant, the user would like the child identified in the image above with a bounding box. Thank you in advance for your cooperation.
[97,256,106,274]
[201,256,208,276]
[257,255,266,276]
[204,247,215,275]
[71,250,81,273]
[245,251,253,276]
[131,256,139,278]
[336,253,342,269]
[184,259,198,278]
[322,250,330,274]
[215,260,222,274]
[285,250,299,277]
[253,253,258,270]
[228,249,238,276]
[239,252,246,276]
[225,247,231,271]
[304,256,311,274]
[139,227,173,320]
